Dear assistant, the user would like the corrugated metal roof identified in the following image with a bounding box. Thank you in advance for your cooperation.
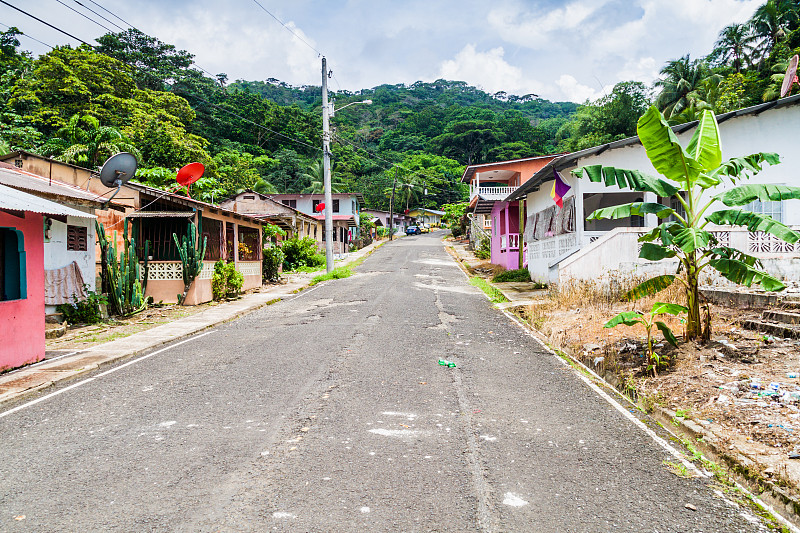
[0,183,96,219]
[0,164,105,204]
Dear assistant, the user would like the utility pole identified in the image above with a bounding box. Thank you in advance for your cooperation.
[321,57,334,273]
[388,168,397,241]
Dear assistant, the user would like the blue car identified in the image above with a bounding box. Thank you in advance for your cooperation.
[406,225,421,235]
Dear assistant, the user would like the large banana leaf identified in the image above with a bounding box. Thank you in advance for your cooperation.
[655,321,680,347]
[706,209,800,243]
[637,105,703,185]
[587,202,674,220]
[573,165,679,197]
[708,153,781,184]
[685,109,722,172]
[604,311,643,328]
[638,221,683,244]
[652,302,689,316]
[715,184,800,206]
[709,246,761,267]
[640,243,676,260]
[623,274,676,301]
[709,258,786,291]
[673,227,711,253]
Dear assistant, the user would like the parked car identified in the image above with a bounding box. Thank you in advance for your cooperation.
[406,225,421,235]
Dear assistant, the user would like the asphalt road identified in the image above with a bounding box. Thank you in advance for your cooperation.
[0,231,772,532]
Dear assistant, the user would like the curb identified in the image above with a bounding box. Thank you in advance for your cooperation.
[0,240,385,408]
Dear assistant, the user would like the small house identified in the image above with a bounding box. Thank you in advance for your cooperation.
[269,193,364,254]
[219,190,322,246]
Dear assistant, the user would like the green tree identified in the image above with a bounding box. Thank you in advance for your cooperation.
[430,119,500,165]
[750,0,799,60]
[710,23,758,72]
[654,55,711,119]
[574,106,796,340]
[40,114,139,169]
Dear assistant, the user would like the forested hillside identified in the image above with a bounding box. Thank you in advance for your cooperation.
[0,0,797,212]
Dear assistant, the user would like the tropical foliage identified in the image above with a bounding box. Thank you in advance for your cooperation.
[575,106,798,340]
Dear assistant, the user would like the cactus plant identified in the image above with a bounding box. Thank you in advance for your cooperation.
[96,219,149,316]
[173,220,207,305]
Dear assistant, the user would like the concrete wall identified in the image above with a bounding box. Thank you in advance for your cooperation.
[0,211,45,370]
[44,210,96,313]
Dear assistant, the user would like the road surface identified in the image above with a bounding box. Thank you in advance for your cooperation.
[0,231,770,531]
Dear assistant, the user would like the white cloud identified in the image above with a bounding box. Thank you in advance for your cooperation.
[438,44,544,95]
[487,0,610,49]
[555,75,612,103]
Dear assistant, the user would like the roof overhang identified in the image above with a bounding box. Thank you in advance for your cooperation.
[0,183,96,219]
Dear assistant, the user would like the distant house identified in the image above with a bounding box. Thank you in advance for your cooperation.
[362,209,411,234]
[0,183,95,370]
[219,190,322,246]
[269,193,364,254]
[0,162,112,314]
[506,94,800,285]
[462,155,560,270]
[407,208,445,227]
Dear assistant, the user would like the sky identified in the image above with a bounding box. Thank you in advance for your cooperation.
[3,0,764,103]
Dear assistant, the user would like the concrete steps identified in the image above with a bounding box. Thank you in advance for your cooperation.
[743,309,800,339]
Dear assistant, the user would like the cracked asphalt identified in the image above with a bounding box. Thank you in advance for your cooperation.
[0,231,773,531]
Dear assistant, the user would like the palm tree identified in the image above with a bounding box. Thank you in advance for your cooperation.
[41,114,139,170]
[750,0,799,62]
[300,160,343,194]
[253,178,278,195]
[654,55,711,119]
[712,23,757,72]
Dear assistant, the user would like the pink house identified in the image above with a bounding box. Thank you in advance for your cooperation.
[463,155,561,270]
[0,183,95,370]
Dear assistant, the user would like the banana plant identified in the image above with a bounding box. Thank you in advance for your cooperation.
[574,106,800,340]
[173,220,207,305]
[605,302,687,376]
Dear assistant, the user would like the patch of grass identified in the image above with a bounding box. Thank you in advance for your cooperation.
[469,277,509,304]
[292,264,326,273]
[310,266,353,286]
[492,268,532,283]
[663,460,693,478]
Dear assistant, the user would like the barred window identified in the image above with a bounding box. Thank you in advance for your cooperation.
[744,200,782,222]
[66,225,88,251]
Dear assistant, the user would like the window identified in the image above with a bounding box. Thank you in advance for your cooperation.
[66,225,88,251]
[745,200,782,222]
[332,199,340,213]
[14,159,23,169]
[243,195,255,200]
[282,199,297,209]
[0,227,26,301]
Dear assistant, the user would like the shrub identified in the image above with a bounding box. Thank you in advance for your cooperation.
[474,238,490,259]
[56,287,107,324]
[211,260,244,300]
[281,236,322,270]
[492,269,532,283]
[262,245,284,283]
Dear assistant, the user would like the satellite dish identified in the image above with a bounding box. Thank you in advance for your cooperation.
[781,54,799,98]
[99,152,137,206]
[315,202,325,212]
[176,162,204,198]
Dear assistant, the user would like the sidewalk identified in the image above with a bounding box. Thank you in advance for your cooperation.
[0,240,385,407]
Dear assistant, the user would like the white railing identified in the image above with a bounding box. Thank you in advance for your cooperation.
[501,233,520,251]
[470,186,518,201]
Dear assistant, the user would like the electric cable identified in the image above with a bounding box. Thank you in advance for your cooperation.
[70,0,126,32]
[248,0,323,57]
[82,0,134,28]
[53,0,114,32]
[0,0,91,45]
[0,22,53,48]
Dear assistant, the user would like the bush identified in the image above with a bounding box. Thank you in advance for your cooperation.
[492,269,532,283]
[474,238,490,259]
[262,245,284,283]
[212,260,244,300]
[281,236,322,270]
[56,287,107,324]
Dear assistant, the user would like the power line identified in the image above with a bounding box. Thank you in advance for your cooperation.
[70,0,126,32]
[249,0,323,57]
[82,0,134,29]
[0,22,53,48]
[0,0,91,45]
[53,0,114,32]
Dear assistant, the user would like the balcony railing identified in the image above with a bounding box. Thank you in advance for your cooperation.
[471,186,518,201]
[500,233,520,252]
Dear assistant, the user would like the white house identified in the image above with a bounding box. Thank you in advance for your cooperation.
[507,94,800,286]
[268,193,364,254]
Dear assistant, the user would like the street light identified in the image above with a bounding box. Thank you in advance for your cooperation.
[321,57,372,273]
[329,99,372,117]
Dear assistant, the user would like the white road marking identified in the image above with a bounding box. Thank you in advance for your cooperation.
[479,435,497,442]
[368,428,421,438]
[360,506,371,513]
[0,332,214,419]
[502,493,529,507]
[272,512,296,519]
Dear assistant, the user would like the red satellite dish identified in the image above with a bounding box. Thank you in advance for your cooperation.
[781,54,799,98]
[315,202,325,212]
[176,162,205,197]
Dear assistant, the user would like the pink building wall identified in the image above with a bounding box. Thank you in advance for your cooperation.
[0,211,45,370]
[490,202,522,270]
